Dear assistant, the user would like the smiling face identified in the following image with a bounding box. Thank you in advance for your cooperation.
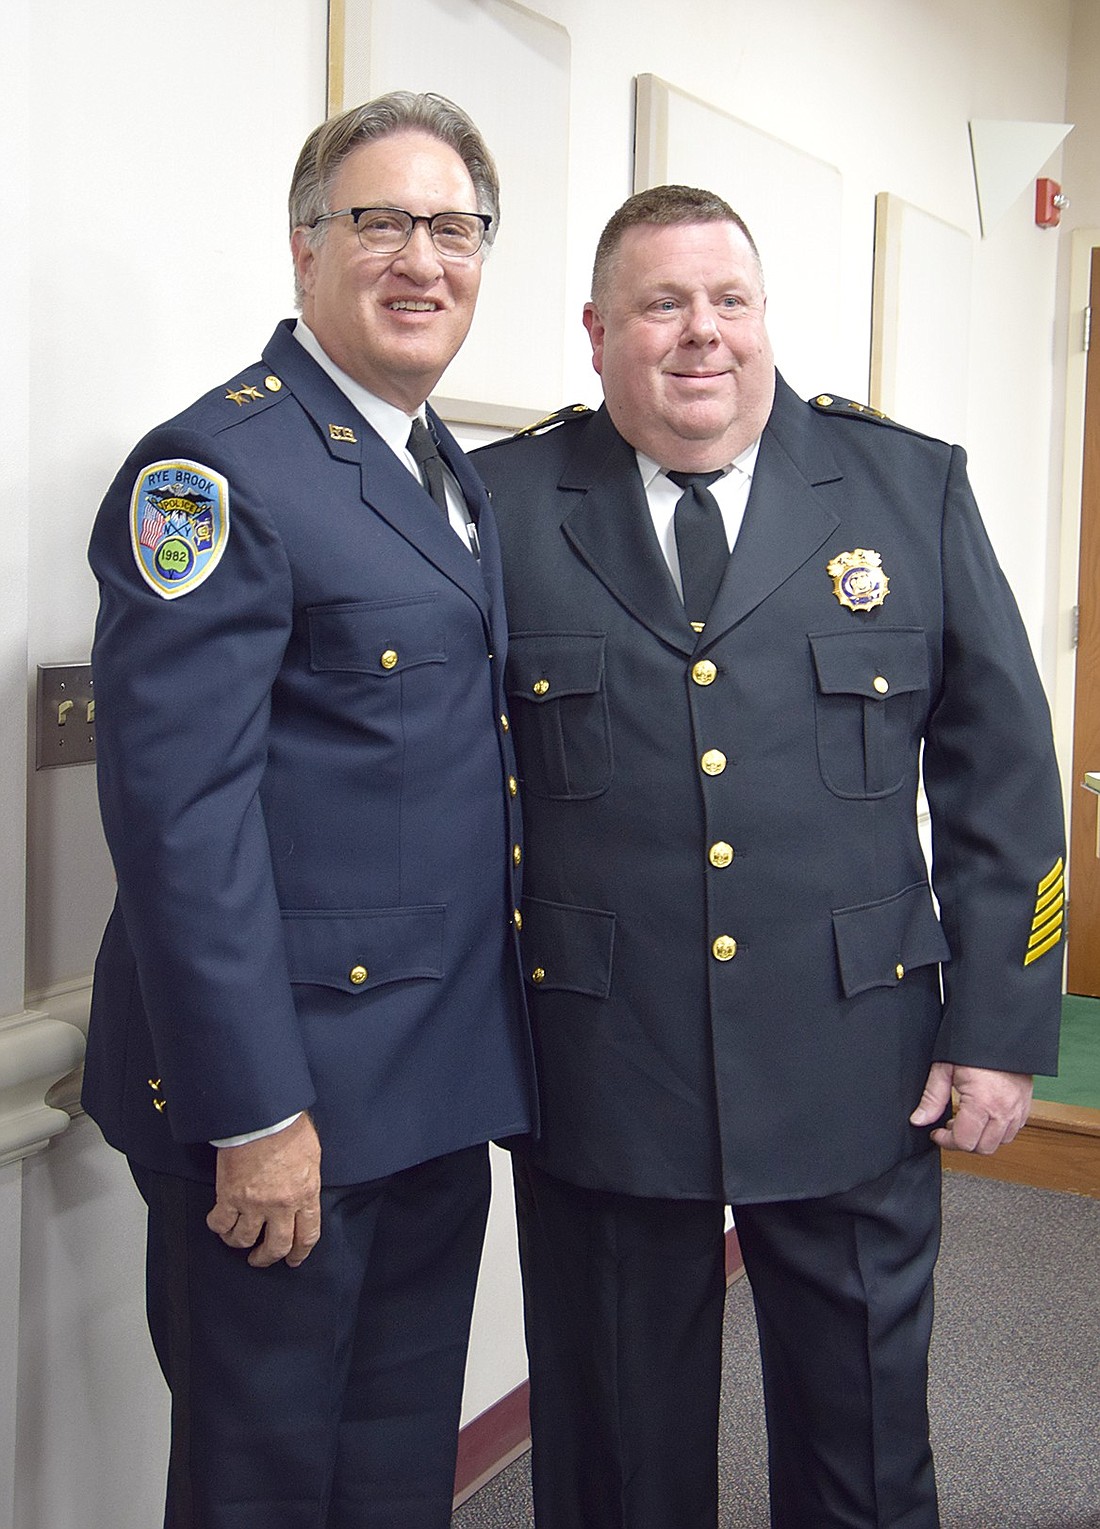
[584,220,776,471]
[291,130,483,412]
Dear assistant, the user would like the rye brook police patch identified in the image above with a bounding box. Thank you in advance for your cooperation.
[129,459,230,599]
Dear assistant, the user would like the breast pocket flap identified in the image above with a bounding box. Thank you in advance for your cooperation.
[809,628,928,699]
[506,632,606,704]
[308,595,445,675]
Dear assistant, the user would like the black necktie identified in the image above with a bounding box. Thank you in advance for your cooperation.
[407,416,449,517]
[667,469,728,627]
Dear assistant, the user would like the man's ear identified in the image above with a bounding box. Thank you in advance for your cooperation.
[291,226,315,300]
[583,302,605,377]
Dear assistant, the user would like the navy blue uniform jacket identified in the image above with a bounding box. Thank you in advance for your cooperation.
[85,320,534,1186]
[473,376,1064,1204]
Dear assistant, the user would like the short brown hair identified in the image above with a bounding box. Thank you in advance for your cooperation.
[591,185,762,306]
[289,90,500,302]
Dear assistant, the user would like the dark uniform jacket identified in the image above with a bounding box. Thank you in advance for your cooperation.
[84,320,534,1186]
[473,374,1063,1204]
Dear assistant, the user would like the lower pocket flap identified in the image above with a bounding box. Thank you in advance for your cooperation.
[832,883,950,998]
[282,906,445,993]
[521,896,615,999]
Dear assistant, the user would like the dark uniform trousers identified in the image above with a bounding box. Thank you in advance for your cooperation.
[515,1149,942,1529]
[132,1145,491,1529]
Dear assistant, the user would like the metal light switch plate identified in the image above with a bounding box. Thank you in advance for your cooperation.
[36,663,96,768]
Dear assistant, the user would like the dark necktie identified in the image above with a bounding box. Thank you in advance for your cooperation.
[667,469,728,627]
[407,416,449,517]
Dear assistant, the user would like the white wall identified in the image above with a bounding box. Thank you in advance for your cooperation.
[4,1,1090,1524]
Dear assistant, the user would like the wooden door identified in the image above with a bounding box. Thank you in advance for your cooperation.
[1067,247,1100,995]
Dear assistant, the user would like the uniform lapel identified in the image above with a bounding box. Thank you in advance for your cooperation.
[698,374,842,650]
[261,322,489,619]
[560,407,696,657]
[355,427,489,616]
[432,409,506,641]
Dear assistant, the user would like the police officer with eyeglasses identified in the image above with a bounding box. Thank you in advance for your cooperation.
[85,91,534,1529]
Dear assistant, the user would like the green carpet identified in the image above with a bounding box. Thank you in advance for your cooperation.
[1032,994,1100,1109]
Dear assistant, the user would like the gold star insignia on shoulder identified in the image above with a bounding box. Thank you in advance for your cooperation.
[226,384,263,406]
[1023,858,1064,966]
[826,548,890,612]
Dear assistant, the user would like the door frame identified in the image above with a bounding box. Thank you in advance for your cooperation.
[1054,227,1100,984]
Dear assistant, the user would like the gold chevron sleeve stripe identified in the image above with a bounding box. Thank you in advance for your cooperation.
[1034,880,1064,911]
[1036,858,1064,897]
[1031,893,1064,930]
[1024,927,1063,966]
[1028,909,1064,949]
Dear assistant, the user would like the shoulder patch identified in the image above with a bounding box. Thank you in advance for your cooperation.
[513,403,592,438]
[129,459,230,599]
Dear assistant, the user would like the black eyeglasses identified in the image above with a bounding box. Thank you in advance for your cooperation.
[309,206,492,259]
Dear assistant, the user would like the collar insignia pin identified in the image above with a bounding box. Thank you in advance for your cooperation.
[826,548,890,612]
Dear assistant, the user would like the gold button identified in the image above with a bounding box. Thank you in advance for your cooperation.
[692,659,718,686]
[533,678,550,696]
[712,935,738,962]
[873,675,889,695]
[531,967,546,984]
[508,775,518,797]
[349,965,368,985]
[513,843,522,866]
[701,749,727,775]
[513,908,523,931]
[895,963,905,981]
[709,841,734,868]
[381,649,398,670]
[501,714,510,732]
[816,394,834,407]
[264,374,283,392]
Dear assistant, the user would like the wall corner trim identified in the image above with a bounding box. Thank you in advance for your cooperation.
[0,1000,87,1166]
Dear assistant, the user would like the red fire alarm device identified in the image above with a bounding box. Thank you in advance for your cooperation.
[1035,177,1067,228]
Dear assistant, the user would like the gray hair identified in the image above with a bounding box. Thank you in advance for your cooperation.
[591,184,763,307]
[289,90,500,304]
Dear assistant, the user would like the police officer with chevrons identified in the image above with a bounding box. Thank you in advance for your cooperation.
[473,185,1064,1529]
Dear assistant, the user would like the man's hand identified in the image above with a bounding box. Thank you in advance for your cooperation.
[207,1112,322,1268]
[910,1062,1033,1155]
